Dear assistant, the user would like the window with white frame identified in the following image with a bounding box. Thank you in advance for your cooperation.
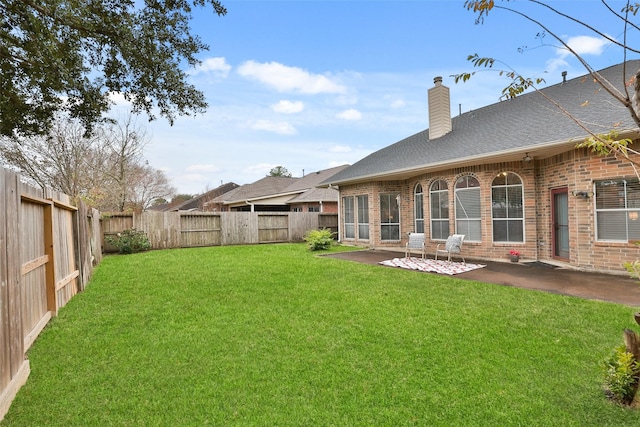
[455,176,481,241]
[414,184,424,233]
[380,193,400,241]
[343,196,355,239]
[357,195,369,240]
[595,179,640,241]
[430,179,449,240]
[491,172,524,242]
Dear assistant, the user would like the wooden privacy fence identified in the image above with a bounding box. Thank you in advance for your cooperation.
[102,211,339,251]
[0,167,101,420]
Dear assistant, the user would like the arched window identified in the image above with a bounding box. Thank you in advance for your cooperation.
[414,183,424,233]
[455,176,481,241]
[429,180,449,240]
[492,172,524,242]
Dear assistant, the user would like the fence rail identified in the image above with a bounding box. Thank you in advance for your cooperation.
[102,211,339,251]
[1,167,101,421]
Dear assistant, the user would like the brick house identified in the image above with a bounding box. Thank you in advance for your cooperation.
[322,61,640,274]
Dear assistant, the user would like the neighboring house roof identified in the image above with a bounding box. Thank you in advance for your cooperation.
[288,186,340,203]
[213,176,299,205]
[167,182,240,211]
[323,61,640,186]
[213,164,349,206]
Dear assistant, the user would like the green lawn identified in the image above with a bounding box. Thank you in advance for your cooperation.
[3,243,640,426]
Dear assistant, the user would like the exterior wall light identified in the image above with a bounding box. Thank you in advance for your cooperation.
[571,190,593,199]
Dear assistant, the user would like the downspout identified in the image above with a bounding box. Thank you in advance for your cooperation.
[246,201,254,212]
[319,201,323,213]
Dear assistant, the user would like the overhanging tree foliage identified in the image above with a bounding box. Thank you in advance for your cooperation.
[458,0,640,170]
[0,0,227,137]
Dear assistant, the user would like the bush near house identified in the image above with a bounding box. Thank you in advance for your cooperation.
[303,228,335,251]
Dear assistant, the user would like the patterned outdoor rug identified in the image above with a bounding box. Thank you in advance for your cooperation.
[379,257,486,275]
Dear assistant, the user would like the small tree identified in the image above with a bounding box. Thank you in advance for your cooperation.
[268,166,292,177]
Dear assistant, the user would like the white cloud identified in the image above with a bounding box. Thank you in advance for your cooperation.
[271,100,305,114]
[191,57,231,76]
[237,60,347,94]
[336,109,362,121]
[329,145,352,153]
[564,35,610,56]
[186,164,220,173]
[548,35,610,71]
[251,119,297,135]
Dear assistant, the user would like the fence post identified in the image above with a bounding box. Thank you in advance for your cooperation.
[43,201,57,316]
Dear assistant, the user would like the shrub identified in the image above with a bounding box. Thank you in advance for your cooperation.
[303,228,334,251]
[603,345,640,405]
[106,229,151,254]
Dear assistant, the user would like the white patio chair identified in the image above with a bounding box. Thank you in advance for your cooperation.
[405,232,426,259]
[435,234,465,263]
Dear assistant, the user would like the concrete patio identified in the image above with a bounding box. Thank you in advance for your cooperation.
[324,249,640,306]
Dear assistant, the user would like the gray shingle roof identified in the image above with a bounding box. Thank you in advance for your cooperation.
[169,182,240,211]
[323,61,640,185]
[213,164,349,204]
[213,176,297,204]
[284,164,349,192]
[288,186,340,203]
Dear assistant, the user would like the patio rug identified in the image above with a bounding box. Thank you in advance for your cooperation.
[379,257,486,275]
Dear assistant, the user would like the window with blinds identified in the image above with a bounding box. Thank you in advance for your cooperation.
[595,179,640,241]
[455,176,481,241]
[491,172,524,242]
[430,179,449,240]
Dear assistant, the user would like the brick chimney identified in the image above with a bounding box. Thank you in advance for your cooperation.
[428,76,452,139]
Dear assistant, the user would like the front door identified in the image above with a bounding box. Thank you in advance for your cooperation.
[552,188,569,260]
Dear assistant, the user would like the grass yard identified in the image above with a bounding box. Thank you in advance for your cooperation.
[2,243,640,426]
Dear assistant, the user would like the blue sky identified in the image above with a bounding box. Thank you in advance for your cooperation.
[115,1,640,195]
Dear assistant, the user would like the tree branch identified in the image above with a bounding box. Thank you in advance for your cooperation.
[529,0,640,54]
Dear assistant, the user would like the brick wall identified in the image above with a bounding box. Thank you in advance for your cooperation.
[338,146,640,273]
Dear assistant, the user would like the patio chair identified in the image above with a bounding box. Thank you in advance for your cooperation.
[435,234,465,263]
[405,232,426,259]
